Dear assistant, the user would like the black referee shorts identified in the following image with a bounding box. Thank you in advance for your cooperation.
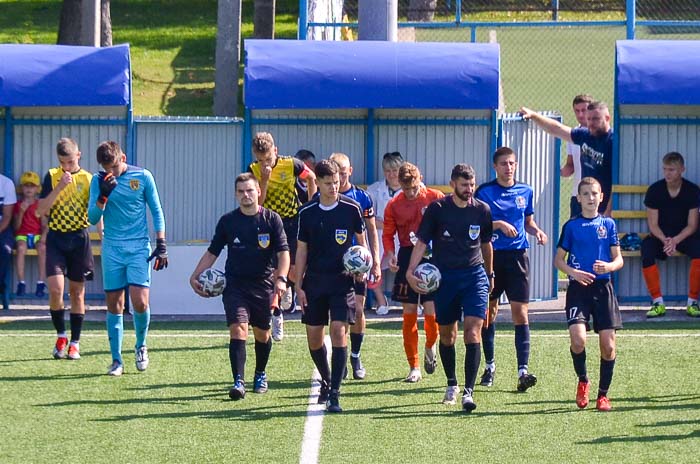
[222,279,274,330]
[301,273,356,326]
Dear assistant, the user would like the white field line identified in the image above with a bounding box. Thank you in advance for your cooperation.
[299,335,331,464]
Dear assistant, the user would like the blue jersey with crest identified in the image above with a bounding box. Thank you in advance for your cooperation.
[475,180,534,251]
[557,214,619,280]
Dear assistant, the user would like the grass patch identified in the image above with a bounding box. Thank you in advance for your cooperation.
[2,318,699,462]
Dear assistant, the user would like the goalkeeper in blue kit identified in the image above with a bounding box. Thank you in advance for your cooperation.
[88,141,168,377]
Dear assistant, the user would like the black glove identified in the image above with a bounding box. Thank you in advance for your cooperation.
[97,171,117,203]
[147,238,168,271]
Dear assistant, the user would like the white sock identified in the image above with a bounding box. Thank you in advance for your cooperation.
[688,298,697,306]
[486,362,495,372]
[652,297,664,305]
[518,367,528,377]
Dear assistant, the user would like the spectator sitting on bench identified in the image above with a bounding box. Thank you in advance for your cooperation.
[642,152,700,318]
[13,171,47,297]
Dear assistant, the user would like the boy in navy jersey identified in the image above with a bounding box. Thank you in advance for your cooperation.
[407,164,493,412]
[189,173,290,400]
[329,152,381,380]
[296,160,367,413]
[555,177,624,412]
[475,147,547,391]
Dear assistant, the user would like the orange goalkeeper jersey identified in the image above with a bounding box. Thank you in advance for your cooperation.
[382,186,444,254]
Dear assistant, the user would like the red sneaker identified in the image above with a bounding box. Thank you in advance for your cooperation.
[67,343,81,360]
[596,395,612,412]
[53,337,68,359]
[576,380,590,409]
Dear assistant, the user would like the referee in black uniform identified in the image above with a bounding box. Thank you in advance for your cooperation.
[295,159,366,413]
[190,173,290,401]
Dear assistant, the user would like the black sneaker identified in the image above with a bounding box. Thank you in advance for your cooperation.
[326,390,342,413]
[462,388,477,412]
[16,282,26,297]
[317,380,330,404]
[35,282,46,298]
[228,377,246,400]
[480,368,494,387]
[350,356,366,380]
[517,373,537,392]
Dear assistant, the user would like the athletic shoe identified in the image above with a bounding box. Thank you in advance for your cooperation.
[405,367,422,383]
[16,282,26,297]
[317,380,330,404]
[326,390,342,413]
[462,388,477,412]
[646,302,666,318]
[350,356,366,380]
[442,385,460,405]
[35,282,47,298]
[135,346,149,372]
[596,395,612,412]
[107,360,124,376]
[687,302,700,317]
[272,313,284,342]
[423,345,437,375]
[53,336,68,359]
[479,368,494,387]
[67,343,81,360]
[517,373,538,392]
[229,377,246,400]
[376,305,390,316]
[576,380,590,409]
[280,286,293,311]
[289,304,299,314]
[253,371,268,394]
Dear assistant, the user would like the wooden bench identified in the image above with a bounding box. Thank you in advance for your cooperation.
[14,231,102,256]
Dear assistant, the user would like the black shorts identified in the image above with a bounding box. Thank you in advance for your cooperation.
[490,249,530,303]
[46,229,94,282]
[282,216,299,264]
[565,280,622,333]
[641,234,700,267]
[392,246,435,304]
[301,273,356,326]
[222,280,273,330]
[353,280,367,296]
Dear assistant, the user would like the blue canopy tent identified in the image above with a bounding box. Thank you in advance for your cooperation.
[243,39,501,182]
[614,40,700,301]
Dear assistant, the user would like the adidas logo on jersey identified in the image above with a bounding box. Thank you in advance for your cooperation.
[233,237,241,244]
[442,230,451,237]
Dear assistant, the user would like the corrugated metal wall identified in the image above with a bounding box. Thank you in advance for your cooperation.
[501,114,559,300]
[616,106,700,301]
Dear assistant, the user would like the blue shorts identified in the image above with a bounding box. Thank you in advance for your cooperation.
[101,241,152,292]
[434,266,489,325]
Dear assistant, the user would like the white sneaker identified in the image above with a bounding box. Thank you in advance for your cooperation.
[462,388,477,412]
[443,385,459,405]
[135,346,149,372]
[272,313,284,341]
[280,286,293,311]
[404,367,422,383]
[107,361,124,376]
[376,305,390,316]
[423,345,437,374]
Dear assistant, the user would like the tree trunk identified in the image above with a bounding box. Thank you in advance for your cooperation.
[407,0,437,22]
[214,0,242,116]
[101,0,112,47]
[253,0,276,39]
[57,0,82,45]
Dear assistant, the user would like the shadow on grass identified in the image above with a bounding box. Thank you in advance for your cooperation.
[579,429,700,445]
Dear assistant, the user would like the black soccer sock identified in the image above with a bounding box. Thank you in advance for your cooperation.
[570,348,588,383]
[229,339,247,381]
[481,322,496,365]
[464,342,481,391]
[514,324,530,371]
[69,313,85,343]
[273,307,282,317]
[310,346,331,384]
[255,338,272,373]
[50,309,66,335]
[330,346,347,391]
[350,332,364,356]
[439,342,457,386]
[598,357,616,398]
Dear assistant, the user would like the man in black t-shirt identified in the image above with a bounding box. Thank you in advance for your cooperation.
[641,152,700,318]
[406,164,493,413]
[189,173,290,401]
[296,159,366,413]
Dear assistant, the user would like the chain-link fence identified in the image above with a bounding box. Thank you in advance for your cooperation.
[301,0,700,228]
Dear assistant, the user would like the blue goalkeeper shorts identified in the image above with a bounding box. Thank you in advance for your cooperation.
[101,240,152,292]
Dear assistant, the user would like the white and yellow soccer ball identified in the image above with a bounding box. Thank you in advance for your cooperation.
[198,268,226,296]
[342,245,373,274]
[414,263,441,293]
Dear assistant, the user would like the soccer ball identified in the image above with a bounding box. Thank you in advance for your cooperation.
[414,263,441,293]
[198,268,226,296]
[342,245,373,274]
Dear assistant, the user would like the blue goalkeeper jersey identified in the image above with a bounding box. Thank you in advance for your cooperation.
[88,165,165,244]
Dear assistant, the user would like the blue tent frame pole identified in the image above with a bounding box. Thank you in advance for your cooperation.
[299,0,309,39]
[242,107,252,173]
[626,0,636,39]
[3,107,12,178]
[366,109,375,184]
